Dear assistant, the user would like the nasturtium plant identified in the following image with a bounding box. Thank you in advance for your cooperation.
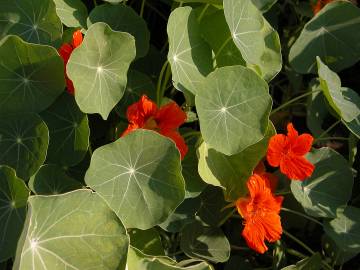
[0,0,359,269]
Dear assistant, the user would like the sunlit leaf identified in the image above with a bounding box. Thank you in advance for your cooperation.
[53,0,88,28]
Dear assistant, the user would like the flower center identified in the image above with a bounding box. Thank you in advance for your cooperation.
[144,117,158,130]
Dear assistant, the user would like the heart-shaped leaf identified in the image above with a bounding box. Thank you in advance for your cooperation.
[13,190,129,270]
[0,166,29,262]
[0,113,49,180]
[0,35,65,114]
[195,65,272,155]
[67,22,136,120]
[85,130,185,229]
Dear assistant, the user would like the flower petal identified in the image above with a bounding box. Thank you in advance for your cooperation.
[121,123,139,137]
[262,211,283,242]
[156,101,186,130]
[280,154,315,180]
[72,30,83,48]
[159,130,188,159]
[292,134,313,156]
[286,123,299,144]
[242,221,268,254]
[126,95,157,126]
[58,43,73,64]
[266,134,287,167]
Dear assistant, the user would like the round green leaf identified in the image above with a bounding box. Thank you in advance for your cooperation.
[251,0,278,12]
[180,221,230,263]
[115,70,155,117]
[291,147,354,218]
[0,35,65,114]
[317,57,360,122]
[67,22,136,120]
[129,228,164,256]
[167,7,213,96]
[13,190,129,270]
[0,113,49,180]
[85,130,185,229]
[195,65,272,155]
[0,166,29,262]
[0,0,62,46]
[198,122,275,200]
[289,1,360,74]
[54,0,88,28]
[40,92,90,167]
[224,0,282,81]
[29,164,82,195]
[324,206,360,254]
[88,4,150,58]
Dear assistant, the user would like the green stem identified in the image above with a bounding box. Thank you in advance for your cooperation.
[140,0,146,17]
[285,248,307,259]
[275,191,291,196]
[197,4,210,22]
[282,230,315,255]
[314,120,341,141]
[271,90,321,115]
[217,208,237,226]
[93,0,97,6]
[160,64,172,99]
[145,2,167,20]
[182,131,201,140]
[214,36,232,63]
[231,245,250,251]
[156,60,169,106]
[315,137,349,142]
[281,207,323,227]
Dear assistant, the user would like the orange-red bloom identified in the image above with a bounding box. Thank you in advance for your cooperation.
[58,30,83,95]
[254,161,278,192]
[266,123,314,181]
[122,95,188,159]
[311,0,334,15]
[236,173,283,254]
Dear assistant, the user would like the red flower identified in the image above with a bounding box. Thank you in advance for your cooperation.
[58,30,83,95]
[311,0,334,15]
[122,95,188,159]
[236,173,283,254]
[266,123,314,181]
[254,161,278,192]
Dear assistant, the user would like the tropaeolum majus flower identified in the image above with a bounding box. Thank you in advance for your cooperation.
[311,0,334,15]
[58,30,83,95]
[236,171,283,254]
[266,123,314,181]
[121,95,188,159]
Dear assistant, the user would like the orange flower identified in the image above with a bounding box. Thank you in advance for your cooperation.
[122,95,188,159]
[58,30,83,95]
[236,173,283,254]
[266,123,314,181]
[311,0,334,15]
[254,161,278,192]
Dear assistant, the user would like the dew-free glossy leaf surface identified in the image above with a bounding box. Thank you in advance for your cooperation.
[224,0,282,81]
[167,7,213,96]
[291,147,354,218]
[317,57,360,122]
[67,22,136,120]
[85,130,185,229]
[0,166,29,262]
[28,164,82,195]
[0,36,65,114]
[195,65,271,155]
[0,113,49,180]
[0,0,62,46]
[289,1,360,73]
[53,0,88,28]
[88,4,150,58]
[198,122,275,201]
[324,206,360,254]
[41,92,90,167]
[180,221,230,263]
[13,190,129,270]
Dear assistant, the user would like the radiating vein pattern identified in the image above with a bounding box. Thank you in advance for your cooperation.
[195,66,271,155]
[14,190,129,270]
[85,130,185,230]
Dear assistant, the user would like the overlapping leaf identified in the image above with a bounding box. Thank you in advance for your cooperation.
[0,113,49,180]
[196,65,272,155]
[167,7,213,96]
[53,0,88,28]
[0,166,29,262]
[41,92,90,167]
[291,147,354,218]
[251,0,278,12]
[88,4,150,58]
[289,1,360,73]
[224,0,282,81]
[0,36,65,114]
[129,228,164,256]
[29,164,82,195]
[13,190,129,270]
[67,22,136,120]
[0,0,62,46]
[85,130,185,229]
